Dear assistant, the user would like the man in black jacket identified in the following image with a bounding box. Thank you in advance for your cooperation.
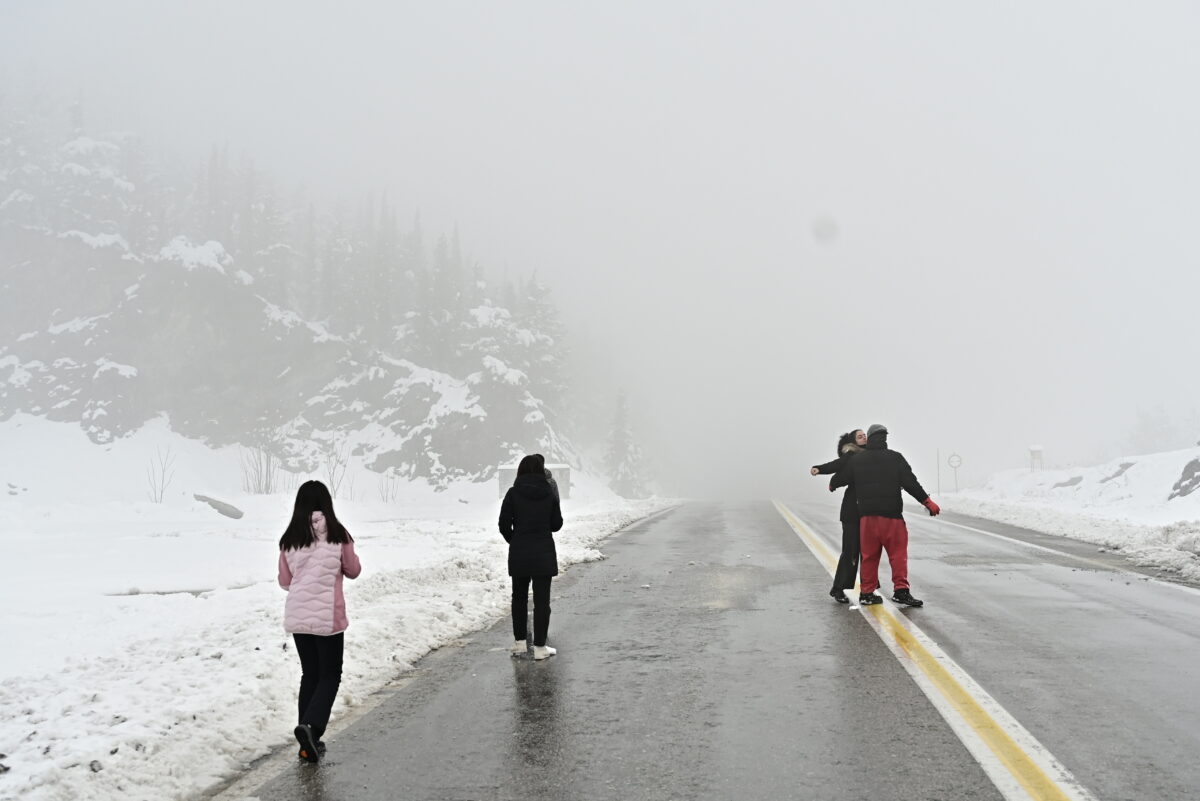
[831,424,940,607]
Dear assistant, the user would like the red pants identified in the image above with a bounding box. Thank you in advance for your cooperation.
[859,516,910,594]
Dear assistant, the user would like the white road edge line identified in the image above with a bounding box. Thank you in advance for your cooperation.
[924,514,1200,598]
[773,500,1099,801]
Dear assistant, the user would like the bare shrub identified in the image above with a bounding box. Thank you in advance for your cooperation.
[241,446,279,494]
[278,469,302,496]
[146,446,176,503]
[324,439,350,499]
[378,471,401,503]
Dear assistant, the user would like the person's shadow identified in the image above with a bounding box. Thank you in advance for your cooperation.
[509,657,563,778]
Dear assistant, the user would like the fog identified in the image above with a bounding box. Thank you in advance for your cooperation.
[5,1,1200,498]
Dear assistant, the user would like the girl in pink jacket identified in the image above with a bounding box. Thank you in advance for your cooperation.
[277,480,362,763]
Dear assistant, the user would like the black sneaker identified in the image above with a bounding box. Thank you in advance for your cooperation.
[892,589,924,607]
[829,589,849,604]
[294,724,320,763]
[859,592,883,605]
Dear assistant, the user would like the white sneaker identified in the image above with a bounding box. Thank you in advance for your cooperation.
[510,640,527,656]
[532,645,557,660]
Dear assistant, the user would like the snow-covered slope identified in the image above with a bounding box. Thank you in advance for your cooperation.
[940,447,1200,581]
[0,416,675,801]
[1,117,573,485]
[0,224,566,482]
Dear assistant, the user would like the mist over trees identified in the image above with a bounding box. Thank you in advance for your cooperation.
[1122,406,1200,458]
[0,96,585,485]
[605,390,650,499]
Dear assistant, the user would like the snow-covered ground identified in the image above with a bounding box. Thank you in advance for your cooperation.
[0,415,676,801]
[938,446,1200,582]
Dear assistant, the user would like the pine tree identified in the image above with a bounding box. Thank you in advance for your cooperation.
[201,143,235,245]
[1124,406,1185,455]
[502,277,518,312]
[116,133,157,253]
[235,164,294,301]
[388,212,425,354]
[513,273,567,413]
[52,103,135,237]
[409,232,468,369]
[605,390,648,498]
[300,201,321,318]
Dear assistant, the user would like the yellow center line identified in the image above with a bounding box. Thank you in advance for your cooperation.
[773,499,1091,801]
[866,606,1075,801]
[773,501,838,572]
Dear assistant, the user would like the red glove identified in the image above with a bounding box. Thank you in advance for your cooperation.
[829,482,836,493]
[923,498,941,516]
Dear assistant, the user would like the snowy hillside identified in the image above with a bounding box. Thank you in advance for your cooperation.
[0,416,675,801]
[940,446,1200,581]
[0,107,574,485]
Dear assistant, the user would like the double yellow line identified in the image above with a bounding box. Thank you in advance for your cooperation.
[772,500,1096,801]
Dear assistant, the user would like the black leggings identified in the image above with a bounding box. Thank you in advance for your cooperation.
[293,632,344,740]
[512,576,552,646]
[831,518,861,592]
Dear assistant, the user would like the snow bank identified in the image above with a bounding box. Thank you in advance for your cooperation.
[157,237,230,274]
[58,231,129,251]
[940,446,1200,581]
[0,416,676,801]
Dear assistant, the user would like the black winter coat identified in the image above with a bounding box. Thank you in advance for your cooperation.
[813,448,861,522]
[498,474,564,577]
[831,432,929,519]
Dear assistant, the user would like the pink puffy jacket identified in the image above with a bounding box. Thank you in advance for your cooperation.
[278,523,362,636]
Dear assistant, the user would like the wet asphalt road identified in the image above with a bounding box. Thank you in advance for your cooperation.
[244,498,1200,801]
[795,499,1200,801]
[248,501,1006,801]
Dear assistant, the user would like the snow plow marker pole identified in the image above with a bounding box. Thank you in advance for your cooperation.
[772,500,1098,801]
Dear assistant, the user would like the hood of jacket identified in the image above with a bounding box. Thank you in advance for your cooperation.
[840,442,863,456]
[513,473,552,500]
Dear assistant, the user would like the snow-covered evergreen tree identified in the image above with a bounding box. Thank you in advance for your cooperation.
[605,390,649,498]
[514,273,568,414]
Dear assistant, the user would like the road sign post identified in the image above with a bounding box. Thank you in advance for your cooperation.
[948,453,962,493]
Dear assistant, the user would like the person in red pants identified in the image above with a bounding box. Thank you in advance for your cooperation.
[830,424,940,606]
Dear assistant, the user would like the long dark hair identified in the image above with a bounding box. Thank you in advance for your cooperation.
[516,453,546,476]
[279,480,353,551]
[836,431,859,456]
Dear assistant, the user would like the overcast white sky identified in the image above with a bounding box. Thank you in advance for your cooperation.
[4,1,1199,496]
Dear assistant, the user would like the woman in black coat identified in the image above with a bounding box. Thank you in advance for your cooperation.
[811,429,866,603]
[499,453,564,660]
